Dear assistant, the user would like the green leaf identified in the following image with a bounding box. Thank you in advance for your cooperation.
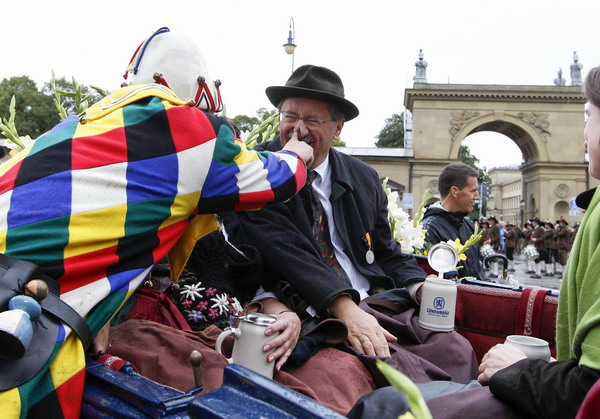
[376,360,433,419]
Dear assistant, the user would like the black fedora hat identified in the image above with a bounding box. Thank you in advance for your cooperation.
[265,65,359,121]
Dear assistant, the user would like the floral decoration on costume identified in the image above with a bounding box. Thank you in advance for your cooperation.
[170,270,242,331]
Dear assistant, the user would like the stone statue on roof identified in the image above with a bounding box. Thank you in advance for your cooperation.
[570,51,583,86]
[414,49,428,84]
[554,68,566,86]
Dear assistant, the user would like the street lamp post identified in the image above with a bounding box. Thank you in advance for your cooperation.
[283,17,296,73]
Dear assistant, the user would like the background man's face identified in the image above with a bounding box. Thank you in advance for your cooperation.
[455,176,479,213]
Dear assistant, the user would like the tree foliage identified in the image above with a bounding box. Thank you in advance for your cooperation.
[230,114,260,133]
[0,76,59,138]
[230,107,278,134]
[458,144,490,184]
[375,113,404,148]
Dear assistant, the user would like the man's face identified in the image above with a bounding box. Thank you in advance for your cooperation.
[454,176,479,213]
[279,97,344,170]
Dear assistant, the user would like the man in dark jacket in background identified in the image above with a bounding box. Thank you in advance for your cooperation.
[422,163,487,280]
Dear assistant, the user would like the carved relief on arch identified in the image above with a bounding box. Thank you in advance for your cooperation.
[449,110,481,136]
[555,183,569,198]
[516,112,551,136]
[428,179,439,194]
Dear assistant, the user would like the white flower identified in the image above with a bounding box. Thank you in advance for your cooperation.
[387,191,400,212]
[180,283,205,301]
[391,208,410,225]
[230,297,243,314]
[383,177,428,255]
[211,293,231,315]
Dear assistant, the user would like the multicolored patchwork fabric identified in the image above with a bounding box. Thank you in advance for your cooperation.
[0,84,306,417]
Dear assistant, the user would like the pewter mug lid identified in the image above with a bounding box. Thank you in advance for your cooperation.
[427,242,458,277]
[231,312,277,328]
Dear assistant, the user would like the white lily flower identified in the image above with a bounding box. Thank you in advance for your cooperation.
[387,191,400,212]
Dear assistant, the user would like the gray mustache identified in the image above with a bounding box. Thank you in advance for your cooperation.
[286,131,315,144]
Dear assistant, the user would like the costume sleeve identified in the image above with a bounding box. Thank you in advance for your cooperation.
[198,115,306,214]
[489,358,600,418]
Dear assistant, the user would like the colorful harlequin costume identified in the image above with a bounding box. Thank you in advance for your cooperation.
[0,81,306,416]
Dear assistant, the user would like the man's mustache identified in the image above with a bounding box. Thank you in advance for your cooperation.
[286,129,315,144]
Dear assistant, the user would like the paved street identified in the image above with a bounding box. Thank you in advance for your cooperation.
[485,252,562,292]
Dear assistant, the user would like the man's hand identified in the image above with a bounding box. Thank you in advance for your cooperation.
[478,343,527,385]
[329,295,396,357]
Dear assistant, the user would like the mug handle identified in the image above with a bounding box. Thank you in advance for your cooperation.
[215,327,239,361]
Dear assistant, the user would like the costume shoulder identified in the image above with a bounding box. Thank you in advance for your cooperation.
[84,84,187,121]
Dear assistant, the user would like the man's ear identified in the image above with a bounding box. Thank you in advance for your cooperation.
[335,120,345,137]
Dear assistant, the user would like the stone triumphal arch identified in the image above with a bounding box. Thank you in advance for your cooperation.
[403,83,591,222]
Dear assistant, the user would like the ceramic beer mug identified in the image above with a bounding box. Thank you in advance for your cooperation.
[505,335,551,361]
[418,242,459,332]
[215,312,278,378]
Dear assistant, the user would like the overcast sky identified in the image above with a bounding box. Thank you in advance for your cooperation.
[2,0,598,168]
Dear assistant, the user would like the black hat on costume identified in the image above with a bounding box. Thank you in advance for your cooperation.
[265,65,359,121]
[487,216,498,223]
[531,217,541,224]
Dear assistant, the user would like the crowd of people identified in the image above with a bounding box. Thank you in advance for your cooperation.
[476,216,579,281]
[0,26,599,419]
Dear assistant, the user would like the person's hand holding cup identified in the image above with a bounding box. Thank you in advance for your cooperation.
[478,335,551,385]
[504,335,551,361]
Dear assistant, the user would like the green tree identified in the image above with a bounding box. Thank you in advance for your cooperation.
[230,114,260,133]
[458,144,490,218]
[0,76,59,138]
[230,107,278,134]
[375,113,404,148]
[332,138,347,147]
[458,144,490,184]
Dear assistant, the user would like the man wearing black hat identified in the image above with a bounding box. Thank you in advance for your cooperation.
[223,65,477,385]
[529,217,545,278]
[486,216,501,278]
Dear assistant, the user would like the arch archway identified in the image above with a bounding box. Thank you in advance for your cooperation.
[449,113,548,164]
[404,83,591,222]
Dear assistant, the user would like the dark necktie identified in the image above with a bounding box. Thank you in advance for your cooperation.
[305,171,349,282]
